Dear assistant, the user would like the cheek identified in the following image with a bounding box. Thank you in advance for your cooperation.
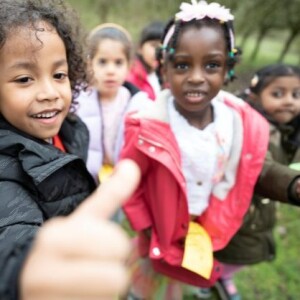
[293,101,300,114]
[118,65,129,79]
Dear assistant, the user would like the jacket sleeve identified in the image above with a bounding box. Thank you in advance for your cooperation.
[119,117,153,231]
[255,151,300,205]
[0,180,43,300]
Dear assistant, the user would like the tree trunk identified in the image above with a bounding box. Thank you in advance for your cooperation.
[278,30,298,62]
[250,28,268,61]
[240,28,253,48]
[95,1,111,23]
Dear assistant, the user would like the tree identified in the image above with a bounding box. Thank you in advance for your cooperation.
[277,0,300,62]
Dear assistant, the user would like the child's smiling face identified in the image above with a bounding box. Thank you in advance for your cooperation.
[0,22,72,140]
[163,25,227,128]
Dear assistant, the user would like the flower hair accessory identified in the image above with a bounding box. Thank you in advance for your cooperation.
[250,74,259,87]
[176,0,234,22]
[162,0,235,50]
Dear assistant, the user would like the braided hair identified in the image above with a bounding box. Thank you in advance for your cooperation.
[156,16,241,86]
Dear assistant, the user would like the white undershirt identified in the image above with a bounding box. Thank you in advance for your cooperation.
[168,96,233,216]
[147,72,161,98]
[101,86,130,164]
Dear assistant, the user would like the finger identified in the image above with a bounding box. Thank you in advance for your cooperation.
[25,260,129,299]
[38,218,131,261]
[73,159,141,219]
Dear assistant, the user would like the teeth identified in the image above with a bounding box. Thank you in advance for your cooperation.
[33,111,57,119]
[187,92,202,97]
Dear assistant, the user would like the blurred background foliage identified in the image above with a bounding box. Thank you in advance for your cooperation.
[67,0,300,63]
[67,0,300,92]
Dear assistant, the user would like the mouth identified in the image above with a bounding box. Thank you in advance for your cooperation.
[31,110,60,119]
[105,80,117,85]
[184,91,206,102]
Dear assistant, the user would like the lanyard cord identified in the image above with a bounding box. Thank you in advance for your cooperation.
[98,91,131,165]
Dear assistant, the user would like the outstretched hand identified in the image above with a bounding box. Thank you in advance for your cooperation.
[20,159,141,300]
[294,178,300,199]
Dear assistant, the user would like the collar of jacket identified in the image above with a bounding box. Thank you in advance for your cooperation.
[0,114,90,185]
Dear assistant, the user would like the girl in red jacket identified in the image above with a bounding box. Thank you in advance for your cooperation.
[121,1,300,299]
[127,21,165,100]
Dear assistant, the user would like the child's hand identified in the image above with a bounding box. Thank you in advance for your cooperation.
[294,178,300,199]
[20,159,141,300]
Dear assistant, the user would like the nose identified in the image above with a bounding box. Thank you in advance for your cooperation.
[283,93,295,106]
[106,62,117,73]
[188,66,204,84]
[36,79,60,102]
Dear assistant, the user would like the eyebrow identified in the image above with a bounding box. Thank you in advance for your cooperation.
[174,52,225,59]
[8,58,68,70]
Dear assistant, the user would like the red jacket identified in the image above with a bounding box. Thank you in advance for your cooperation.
[127,58,156,100]
[121,90,270,286]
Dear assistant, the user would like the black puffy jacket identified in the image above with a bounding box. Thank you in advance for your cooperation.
[0,114,96,299]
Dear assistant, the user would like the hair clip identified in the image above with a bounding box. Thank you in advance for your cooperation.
[228,69,235,77]
[229,51,235,58]
[250,75,259,87]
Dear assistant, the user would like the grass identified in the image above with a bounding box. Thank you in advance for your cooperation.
[235,204,300,300]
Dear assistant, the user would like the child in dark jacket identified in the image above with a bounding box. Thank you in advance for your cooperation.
[0,1,140,299]
[215,63,300,300]
[127,20,165,100]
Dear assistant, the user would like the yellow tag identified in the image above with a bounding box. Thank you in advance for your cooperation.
[181,222,213,279]
[98,164,114,183]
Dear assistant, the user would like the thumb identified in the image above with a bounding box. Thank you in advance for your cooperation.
[72,159,141,220]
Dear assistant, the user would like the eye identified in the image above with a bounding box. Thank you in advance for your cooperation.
[293,90,300,99]
[98,58,106,65]
[271,90,284,98]
[206,62,221,71]
[174,62,189,70]
[115,59,125,66]
[15,76,32,84]
[54,72,68,80]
